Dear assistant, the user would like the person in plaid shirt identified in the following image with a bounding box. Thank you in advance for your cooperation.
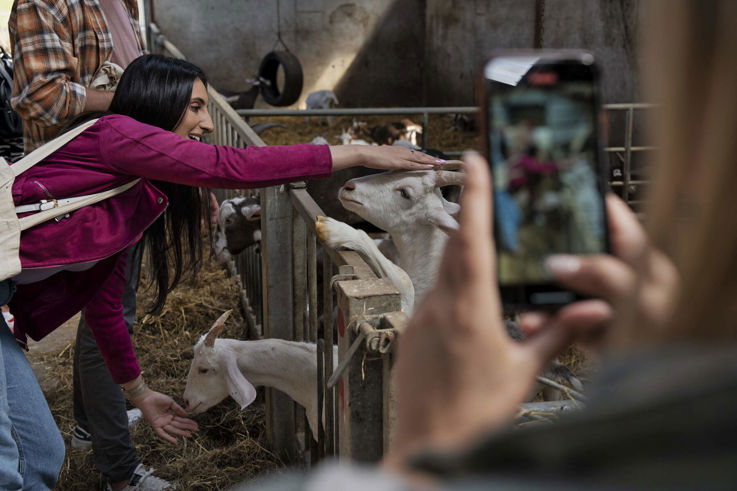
[9,0,144,151]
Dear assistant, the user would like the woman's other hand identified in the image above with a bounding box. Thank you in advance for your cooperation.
[521,194,679,349]
[132,388,199,444]
[386,153,574,469]
[329,145,445,172]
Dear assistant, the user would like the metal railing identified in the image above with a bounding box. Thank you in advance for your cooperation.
[240,104,654,208]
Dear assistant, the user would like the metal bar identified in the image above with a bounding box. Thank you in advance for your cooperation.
[237,106,477,117]
[421,112,428,149]
[602,102,657,110]
[610,180,649,186]
[604,146,656,152]
[308,232,318,343]
[322,253,335,455]
[316,338,326,460]
[292,215,306,342]
[623,107,634,203]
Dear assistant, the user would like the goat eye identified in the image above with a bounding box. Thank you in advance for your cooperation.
[199,368,209,374]
[399,189,411,200]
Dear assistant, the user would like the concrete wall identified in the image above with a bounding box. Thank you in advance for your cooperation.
[150,0,644,106]
[153,0,420,107]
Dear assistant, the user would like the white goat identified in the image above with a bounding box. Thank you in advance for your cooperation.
[306,90,339,125]
[314,169,583,398]
[309,135,329,145]
[183,311,337,440]
[315,166,465,312]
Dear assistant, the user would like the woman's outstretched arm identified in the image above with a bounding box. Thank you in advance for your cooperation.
[97,115,442,190]
[329,144,443,172]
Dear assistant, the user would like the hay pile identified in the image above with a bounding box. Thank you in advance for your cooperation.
[40,256,285,490]
[251,113,479,152]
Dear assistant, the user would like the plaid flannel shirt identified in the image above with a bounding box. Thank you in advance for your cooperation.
[9,0,144,151]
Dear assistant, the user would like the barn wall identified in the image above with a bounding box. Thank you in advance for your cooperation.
[150,0,643,106]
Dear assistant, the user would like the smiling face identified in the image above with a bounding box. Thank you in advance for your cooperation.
[173,78,214,141]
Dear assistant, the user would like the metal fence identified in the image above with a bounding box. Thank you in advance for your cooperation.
[239,104,655,210]
[150,23,653,463]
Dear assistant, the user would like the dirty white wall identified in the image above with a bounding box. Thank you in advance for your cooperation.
[152,0,424,107]
[0,1,643,106]
[153,0,643,107]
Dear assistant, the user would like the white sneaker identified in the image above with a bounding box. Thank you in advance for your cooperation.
[127,408,143,426]
[104,463,172,490]
[70,409,144,450]
[70,425,92,449]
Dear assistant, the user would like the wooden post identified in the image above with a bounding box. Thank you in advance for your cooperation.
[334,277,401,462]
[261,185,298,462]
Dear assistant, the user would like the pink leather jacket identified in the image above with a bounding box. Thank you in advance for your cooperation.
[9,114,332,382]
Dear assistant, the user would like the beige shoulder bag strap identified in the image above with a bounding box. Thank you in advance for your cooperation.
[10,119,141,230]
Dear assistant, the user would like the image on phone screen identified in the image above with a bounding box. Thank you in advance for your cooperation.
[485,56,607,290]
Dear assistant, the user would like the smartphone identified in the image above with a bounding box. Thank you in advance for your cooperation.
[479,51,609,309]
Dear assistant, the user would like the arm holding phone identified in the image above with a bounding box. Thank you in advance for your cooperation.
[384,153,678,471]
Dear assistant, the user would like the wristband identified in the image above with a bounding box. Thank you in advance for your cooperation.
[123,380,147,400]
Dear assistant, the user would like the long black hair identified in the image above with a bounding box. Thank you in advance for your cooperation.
[110,54,209,314]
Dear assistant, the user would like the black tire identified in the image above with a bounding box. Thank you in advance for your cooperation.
[258,51,303,107]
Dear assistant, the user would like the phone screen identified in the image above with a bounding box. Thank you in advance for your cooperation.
[484,54,608,306]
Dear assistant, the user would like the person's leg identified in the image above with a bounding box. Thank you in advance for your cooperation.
[0,325,22,489]
[74,316,138,483]
[1,316,65,489]
[0,280,21,489]
[72,244,143,483]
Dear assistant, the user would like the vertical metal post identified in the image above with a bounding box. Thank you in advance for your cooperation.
[261,185,298,462]
[421,112,429,149]
[292,210,306,343]
[623,107,634,204]
[322,255,335,456]
[307,231,324,459]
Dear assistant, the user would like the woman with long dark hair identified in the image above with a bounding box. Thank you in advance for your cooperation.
[0,54,441,488]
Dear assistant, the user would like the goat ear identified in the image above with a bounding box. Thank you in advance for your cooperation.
[442,198,461,217]
[224,355,257,409]
[204,310,232,347]
[425,207,459,234]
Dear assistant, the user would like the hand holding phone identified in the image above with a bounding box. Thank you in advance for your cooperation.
[479,51,610,309]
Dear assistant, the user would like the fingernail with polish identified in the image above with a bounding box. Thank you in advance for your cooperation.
[544,254,580,275]
[435,159,446,164]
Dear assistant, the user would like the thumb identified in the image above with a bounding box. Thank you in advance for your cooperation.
[170,400,189,417]
[523,300,612,364]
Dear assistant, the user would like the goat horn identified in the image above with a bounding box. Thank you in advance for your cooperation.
[434,170,466,187]
[438,160,464,171]
[204,309,232,347]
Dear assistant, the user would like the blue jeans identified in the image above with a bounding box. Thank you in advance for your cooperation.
[0,280,65,489]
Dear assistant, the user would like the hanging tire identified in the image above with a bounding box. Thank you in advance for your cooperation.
[258,51,303,107]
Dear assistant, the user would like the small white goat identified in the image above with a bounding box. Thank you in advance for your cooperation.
[306,90,339,125]
[337,128,372,146]
[309,135,329,145]
[315,166,465,312]
[183,311,337,440]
